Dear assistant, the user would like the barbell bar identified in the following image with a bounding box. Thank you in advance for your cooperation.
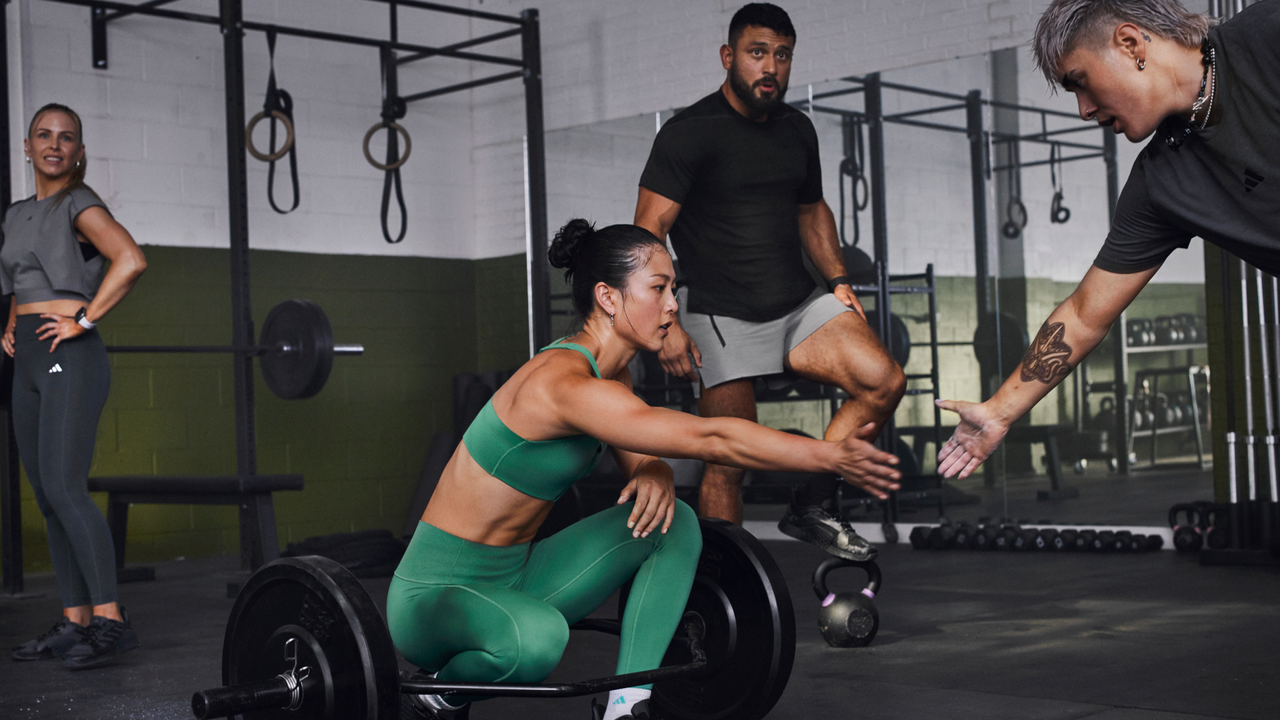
[105,299,362,400]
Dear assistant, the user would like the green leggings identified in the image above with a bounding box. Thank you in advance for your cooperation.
[387,500,701,690]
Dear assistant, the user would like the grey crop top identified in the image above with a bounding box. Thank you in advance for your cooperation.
[0,187,109,304]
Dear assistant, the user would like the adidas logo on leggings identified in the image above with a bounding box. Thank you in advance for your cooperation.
[49,364,63,373]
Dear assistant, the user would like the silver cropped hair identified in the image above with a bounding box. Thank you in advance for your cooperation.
[1033,0,1212,87]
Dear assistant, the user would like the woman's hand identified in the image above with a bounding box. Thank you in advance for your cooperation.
[617,460,677,538]
[935,399,1009,479]
[38,313,86,352]
[2,324,14,357]
[834,423,902,500]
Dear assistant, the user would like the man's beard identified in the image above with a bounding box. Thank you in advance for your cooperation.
[728,63,787,116]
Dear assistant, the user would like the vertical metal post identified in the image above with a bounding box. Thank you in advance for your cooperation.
[221,0,266,570]
[1,0,24,595]
[92,4,108,69]
[966,91,989,320]
[1103,130,1129,474]
[522,9,550,353]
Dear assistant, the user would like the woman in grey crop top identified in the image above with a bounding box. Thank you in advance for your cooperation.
[4,104,146,669]
[392,219,902,720]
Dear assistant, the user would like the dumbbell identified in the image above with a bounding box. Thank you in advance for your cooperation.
[994,526,1019,552]
[1153,316,1183,345]
[1074,529,1095,552]
[973,524,1001,551]
[952,523,976,550]
[1093,530,1116,552]
[1126,318,1154,347]
[1112,530,1134,553]
[1144,535,1165,551]
[909,526,931,550]
[1057,529,1078,551]
[928,523,957,550]
[1010,528,1039,552]
[1176,313,1201,343]
[1036,528,1059,551]
[1156,394,1181,426]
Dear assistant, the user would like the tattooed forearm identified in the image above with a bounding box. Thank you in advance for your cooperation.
[1020,322,1074,384]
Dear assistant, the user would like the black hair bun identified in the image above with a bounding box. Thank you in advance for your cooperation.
[548,218,595,269]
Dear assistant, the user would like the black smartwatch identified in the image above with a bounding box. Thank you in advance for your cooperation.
[826,275,851,293]
[74,307,96,330]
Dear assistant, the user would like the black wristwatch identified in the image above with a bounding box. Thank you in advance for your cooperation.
[826,275,851,293]
[74,307,96,330]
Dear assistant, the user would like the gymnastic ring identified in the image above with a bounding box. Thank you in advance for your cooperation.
[245,110,294,162]
[362,122,412,171]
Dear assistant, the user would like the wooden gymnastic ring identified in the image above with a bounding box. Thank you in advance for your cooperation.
[362,122,412,171]
[245,110,294,162]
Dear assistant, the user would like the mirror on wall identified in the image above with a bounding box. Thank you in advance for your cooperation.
[542,46,1209,531]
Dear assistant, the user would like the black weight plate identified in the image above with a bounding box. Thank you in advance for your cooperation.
[223,556,400,720]
[259,299,335,400]
[654,519,795,720]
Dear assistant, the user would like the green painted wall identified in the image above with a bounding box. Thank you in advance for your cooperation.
[12,247,528,571]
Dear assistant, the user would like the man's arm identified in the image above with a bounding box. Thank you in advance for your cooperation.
[797,199,864,318]
[635,187,702,381]
[936,263,1160,478]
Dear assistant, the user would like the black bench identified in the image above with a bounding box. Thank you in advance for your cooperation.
[895,424,1079,501]
[87,474,304,582]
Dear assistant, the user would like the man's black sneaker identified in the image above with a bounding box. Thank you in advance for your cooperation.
[62,614,139,670]
[778,505,877,561]
[591,698,651,720]
[10,618,88,661]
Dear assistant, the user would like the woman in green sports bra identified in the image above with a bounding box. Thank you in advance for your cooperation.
[391,219,903,720]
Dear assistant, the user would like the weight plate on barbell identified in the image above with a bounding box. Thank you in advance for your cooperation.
[223,556,400,720]
[259,300,335,400]
[653,519,796,720]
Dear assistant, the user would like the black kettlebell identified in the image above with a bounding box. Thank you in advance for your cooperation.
[813,557,882,648]
[1093,397,1116,431]
[1169,503,1204,553]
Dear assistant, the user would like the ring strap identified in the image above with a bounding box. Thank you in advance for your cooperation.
[379,46,408,243]
[263,29,300,214]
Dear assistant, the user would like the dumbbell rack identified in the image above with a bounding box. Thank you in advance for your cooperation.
[1078,313,1208,473]
[1126,365,1211,470]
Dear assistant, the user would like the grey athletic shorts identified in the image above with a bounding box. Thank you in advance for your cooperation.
[679,287,853,390]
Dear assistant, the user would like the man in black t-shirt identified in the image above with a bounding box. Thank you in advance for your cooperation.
[635,3,905,562]
[937,0,1280,478]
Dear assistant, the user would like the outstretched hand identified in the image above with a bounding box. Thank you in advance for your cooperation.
[935,399,1009,478]
[835,423,902,500]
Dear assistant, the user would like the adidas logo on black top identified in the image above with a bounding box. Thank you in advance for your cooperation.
[49,364,63,373]
[1245,169,1264,193]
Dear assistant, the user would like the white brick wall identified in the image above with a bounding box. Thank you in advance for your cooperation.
[3,0,1205,282]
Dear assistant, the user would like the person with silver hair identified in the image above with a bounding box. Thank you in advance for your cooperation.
[935,0,1279,478]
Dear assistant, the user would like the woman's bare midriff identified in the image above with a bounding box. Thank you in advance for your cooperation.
[15,299,88,318]
[420,443,555,547]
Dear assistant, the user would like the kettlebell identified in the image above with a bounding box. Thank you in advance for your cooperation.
[1093,396,1116,431]
[813,557,881,648]
[1169,503,1205,552]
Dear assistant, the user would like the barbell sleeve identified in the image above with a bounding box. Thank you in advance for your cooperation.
[191,676,296,719]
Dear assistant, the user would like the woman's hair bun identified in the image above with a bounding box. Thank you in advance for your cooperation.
[548,218,595,269]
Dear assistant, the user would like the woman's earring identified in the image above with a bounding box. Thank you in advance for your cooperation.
[24,156,30,164]
[609,313,615,327]
[1137,58,1145,70]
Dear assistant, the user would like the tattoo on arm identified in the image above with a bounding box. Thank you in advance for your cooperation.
[1020,322,1074,384]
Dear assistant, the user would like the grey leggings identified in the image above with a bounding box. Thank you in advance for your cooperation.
[12,314,116,608]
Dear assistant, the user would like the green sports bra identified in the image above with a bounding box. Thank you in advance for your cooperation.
[460,340,607,501]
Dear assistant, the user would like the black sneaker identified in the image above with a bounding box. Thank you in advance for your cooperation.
[10,618,88,661]
[61,614,139,670]
[778,504,877,561]
[591,698,651,720]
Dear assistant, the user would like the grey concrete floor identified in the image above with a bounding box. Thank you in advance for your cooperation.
[3,520,1278,720]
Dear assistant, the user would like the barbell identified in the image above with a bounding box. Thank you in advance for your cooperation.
[191,518,795,720]
[105,299,362,400]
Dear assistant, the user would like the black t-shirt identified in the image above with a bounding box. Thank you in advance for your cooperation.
[1095,2,1280,275]
[639,90,824,322]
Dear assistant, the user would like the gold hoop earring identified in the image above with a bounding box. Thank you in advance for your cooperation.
[1137,58,1145,70]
